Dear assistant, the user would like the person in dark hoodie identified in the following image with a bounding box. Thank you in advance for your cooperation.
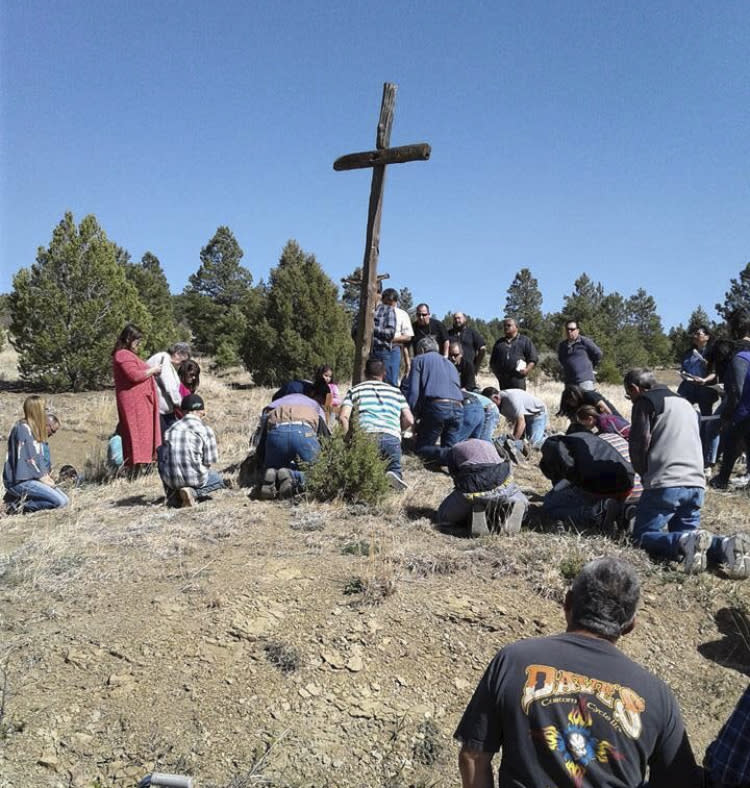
[436,439,528,537]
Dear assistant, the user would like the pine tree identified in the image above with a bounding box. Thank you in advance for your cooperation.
[183,226,254,364]
[626,288,671,367]
[341,266,363,315]
[122,252,178,355]
[9,212,148,391]
[242,240,354,386]
[504,268,546,342]
[716,261,750,338]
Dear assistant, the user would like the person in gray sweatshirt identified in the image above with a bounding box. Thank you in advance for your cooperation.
[624,368,749,578]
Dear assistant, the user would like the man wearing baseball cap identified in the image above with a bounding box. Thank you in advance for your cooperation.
[159,394,225,507]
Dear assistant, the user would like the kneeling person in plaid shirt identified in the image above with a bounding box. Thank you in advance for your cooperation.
[159,394,225,507]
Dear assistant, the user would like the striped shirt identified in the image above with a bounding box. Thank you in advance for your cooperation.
[342,380,408,439]
[599,432,643,502]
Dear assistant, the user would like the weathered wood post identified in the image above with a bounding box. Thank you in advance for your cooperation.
[334,83,431,383]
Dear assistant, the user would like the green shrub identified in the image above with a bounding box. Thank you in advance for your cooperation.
[303,421,389,506]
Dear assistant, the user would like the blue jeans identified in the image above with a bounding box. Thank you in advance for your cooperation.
[370,347,401,387]
[374,433,402,477]
[480,405,500,442]
[543,484,600,526]
[265,423,320,470]
[509,409,548,453]
[5,480,69,512]
[633,487,718,561]
[416,400,464,462]
[455,396,485,443]
[164,468,225,505]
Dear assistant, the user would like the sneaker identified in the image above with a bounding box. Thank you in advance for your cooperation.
[470,503,490,537]
[600,498,622,535]
[259,468,277,500]
[679,529,712,574]
[178,487,197,508]
[709,476,729,490]
[623,504,637,535]
[521,439,531,459]
[499,500,526,535]
[386,471,408,491]
[730,474,750,488]
[503,437,522,465]
[720,533,750,579]
[276,468,295,499]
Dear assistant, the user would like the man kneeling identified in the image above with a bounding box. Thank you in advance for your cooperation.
[159,394,225,507]
[437,439,528,536]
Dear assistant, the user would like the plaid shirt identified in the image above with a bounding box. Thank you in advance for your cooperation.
[161,414,218,489]
[705,684,750,786]
[372,302,396,351]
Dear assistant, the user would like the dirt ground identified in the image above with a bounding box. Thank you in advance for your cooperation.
[0,355,748,787]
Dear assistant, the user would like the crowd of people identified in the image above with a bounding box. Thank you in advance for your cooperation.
[3,311,750,787]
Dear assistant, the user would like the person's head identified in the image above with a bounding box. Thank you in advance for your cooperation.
[564,557,640,642]
[415,336,439,356]
[448,341,463,366]
[168,342,191,364]
[452,312,466,329]
[558,385,584,418]
[181,393,206,417]
[381,288,399,306]
[481,386,502,408]
[46,413,61,438]
[308,379,330,405]
[564,320,580,340]
[503,317,518,338]
[575,405,599,431]
[22,395,47,442]
[691,326,710,349]
[114,323,144,354]
[623,368,657,402]
[315,364,335,385]
[178,359,201,393]
[365,359,386,380]
[415,303,431,325]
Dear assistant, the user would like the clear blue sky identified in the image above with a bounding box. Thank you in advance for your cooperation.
[2,1,748,331]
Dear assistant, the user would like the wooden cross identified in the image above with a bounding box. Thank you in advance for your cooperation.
[334,82,431,384]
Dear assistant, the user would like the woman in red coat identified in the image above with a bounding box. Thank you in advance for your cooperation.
[112,324,163,472]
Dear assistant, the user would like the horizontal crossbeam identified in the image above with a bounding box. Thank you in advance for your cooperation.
[333,143,431,171]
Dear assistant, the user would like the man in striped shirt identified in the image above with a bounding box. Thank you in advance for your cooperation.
[339,359,414,490]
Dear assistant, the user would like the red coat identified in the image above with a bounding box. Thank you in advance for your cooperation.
[113,349,161,466]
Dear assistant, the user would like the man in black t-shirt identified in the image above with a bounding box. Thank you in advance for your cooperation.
[449,312,487,369]
[455,557,700,788]
[489,318,538,391]
[411,303,449,357]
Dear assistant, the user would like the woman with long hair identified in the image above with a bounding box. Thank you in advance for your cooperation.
[112,323,162,471]
[178,359,201,399]
[3,395,69,512]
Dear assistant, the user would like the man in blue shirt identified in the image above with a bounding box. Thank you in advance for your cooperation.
[407,336,463,462]
[558,320,603,390]
[704,684,750,787]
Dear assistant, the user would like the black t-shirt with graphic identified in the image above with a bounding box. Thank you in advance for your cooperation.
[454,633,697,788]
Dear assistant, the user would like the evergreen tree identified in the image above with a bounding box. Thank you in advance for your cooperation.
[504,268,546,343]
[9,212,147,391]
[562,274,605,326]
[122,252,178,355]
[183,226,254,364]
[341,266,363,315]
[626,288,671,366]
[716,261,750,338]
[242,240,354,386]
[398,286,414,313]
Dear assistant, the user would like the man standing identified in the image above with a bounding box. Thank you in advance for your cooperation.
[455,557,701,788]
[147,342,191,433]
[483,386,547,456]
[489,318,538,391]
[368,289,402,387]
[411,303,450,358]
[407,336,464,462]
[159,394,225,508]
[625,368,749,577]
[449,312,486,369]
[558,320,602,390]
[339,359,414,490]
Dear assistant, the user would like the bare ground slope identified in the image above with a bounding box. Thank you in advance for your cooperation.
[0,354,748,787]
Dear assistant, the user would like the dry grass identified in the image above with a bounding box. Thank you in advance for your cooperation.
[1,354,749,786]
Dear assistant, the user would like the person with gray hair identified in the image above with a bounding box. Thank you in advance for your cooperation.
[148,342,192,434]
[455,557,700,788]
[625,368,750,577]
[406,334,464,462]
